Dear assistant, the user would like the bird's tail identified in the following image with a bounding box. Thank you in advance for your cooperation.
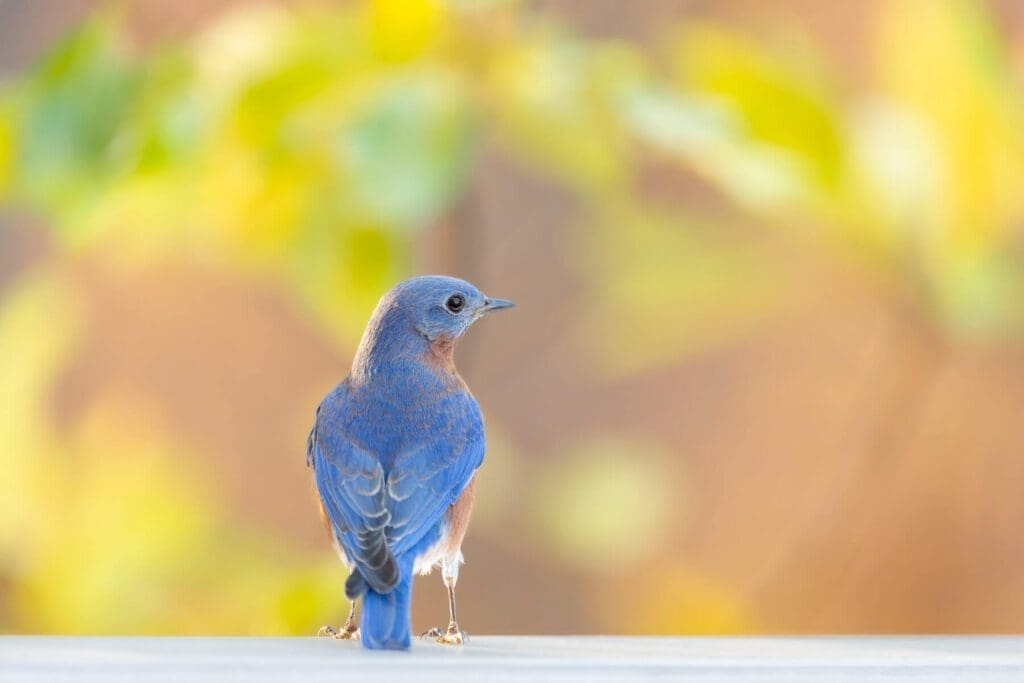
[358,554,414,650]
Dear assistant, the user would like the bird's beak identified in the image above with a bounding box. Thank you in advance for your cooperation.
[482,297,515,312]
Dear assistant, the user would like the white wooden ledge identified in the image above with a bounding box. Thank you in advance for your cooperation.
[2,636,1023,682]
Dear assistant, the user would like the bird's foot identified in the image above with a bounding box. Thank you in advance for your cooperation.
[420,623,466,645]
[317,623,359,640]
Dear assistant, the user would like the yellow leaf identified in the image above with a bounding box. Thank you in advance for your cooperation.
[578,207,780,377]
[630,565,755,634]
[0,268,83,559]
[875,0,1024,260]
[672,23,844,191]
[530,438,677,572]
[369,0,445,63]
[0,105,12,193]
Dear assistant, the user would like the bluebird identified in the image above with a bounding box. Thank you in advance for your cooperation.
[307,275,513,650]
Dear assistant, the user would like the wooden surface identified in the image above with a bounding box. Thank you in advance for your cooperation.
[2,636,1023,682]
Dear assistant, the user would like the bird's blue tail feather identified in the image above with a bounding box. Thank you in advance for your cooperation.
[360,555,414,650]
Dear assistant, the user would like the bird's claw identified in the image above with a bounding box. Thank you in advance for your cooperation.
[420,623,466,645]
[318,624,359,640]
[438,629,465,646]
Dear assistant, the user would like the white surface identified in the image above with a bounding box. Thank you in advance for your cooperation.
[1,636,1023,682]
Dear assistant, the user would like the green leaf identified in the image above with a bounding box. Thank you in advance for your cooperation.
[12,14,143,214]
[577,205,781,377]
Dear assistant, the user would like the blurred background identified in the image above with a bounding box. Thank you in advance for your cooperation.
[1,0,1024,636]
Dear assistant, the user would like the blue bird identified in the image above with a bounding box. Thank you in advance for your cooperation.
[307,275,513,650]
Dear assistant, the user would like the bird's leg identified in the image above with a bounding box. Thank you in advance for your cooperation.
[439,580,466,645]
[340,599,360,639]
[318,600,359,640]
[421,560,466,645]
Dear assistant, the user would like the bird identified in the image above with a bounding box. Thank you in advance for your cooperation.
[306,275,514,650]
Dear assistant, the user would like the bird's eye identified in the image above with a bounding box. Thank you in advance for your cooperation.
[445,294,465,313]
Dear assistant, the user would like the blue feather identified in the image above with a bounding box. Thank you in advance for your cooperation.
[360,555,414,650]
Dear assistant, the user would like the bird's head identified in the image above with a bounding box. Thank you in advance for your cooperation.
[393,275,514,342]
[353,275,514,376]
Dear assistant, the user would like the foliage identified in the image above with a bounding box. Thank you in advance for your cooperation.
[4,0,1021,346]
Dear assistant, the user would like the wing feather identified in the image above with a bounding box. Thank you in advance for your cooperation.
[385,392,484,556]
[309,383,485,586]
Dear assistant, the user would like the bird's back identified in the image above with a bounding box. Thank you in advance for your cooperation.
[310,358,485,560]
[319,359,477,473]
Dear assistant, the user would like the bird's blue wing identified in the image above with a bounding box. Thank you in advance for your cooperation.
[385,390,485,557]
[308,386,398,593]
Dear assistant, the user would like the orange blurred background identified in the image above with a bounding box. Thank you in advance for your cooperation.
[2,0,1024,636]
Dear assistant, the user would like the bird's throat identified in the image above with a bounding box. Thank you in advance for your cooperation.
[427,336,458,374]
